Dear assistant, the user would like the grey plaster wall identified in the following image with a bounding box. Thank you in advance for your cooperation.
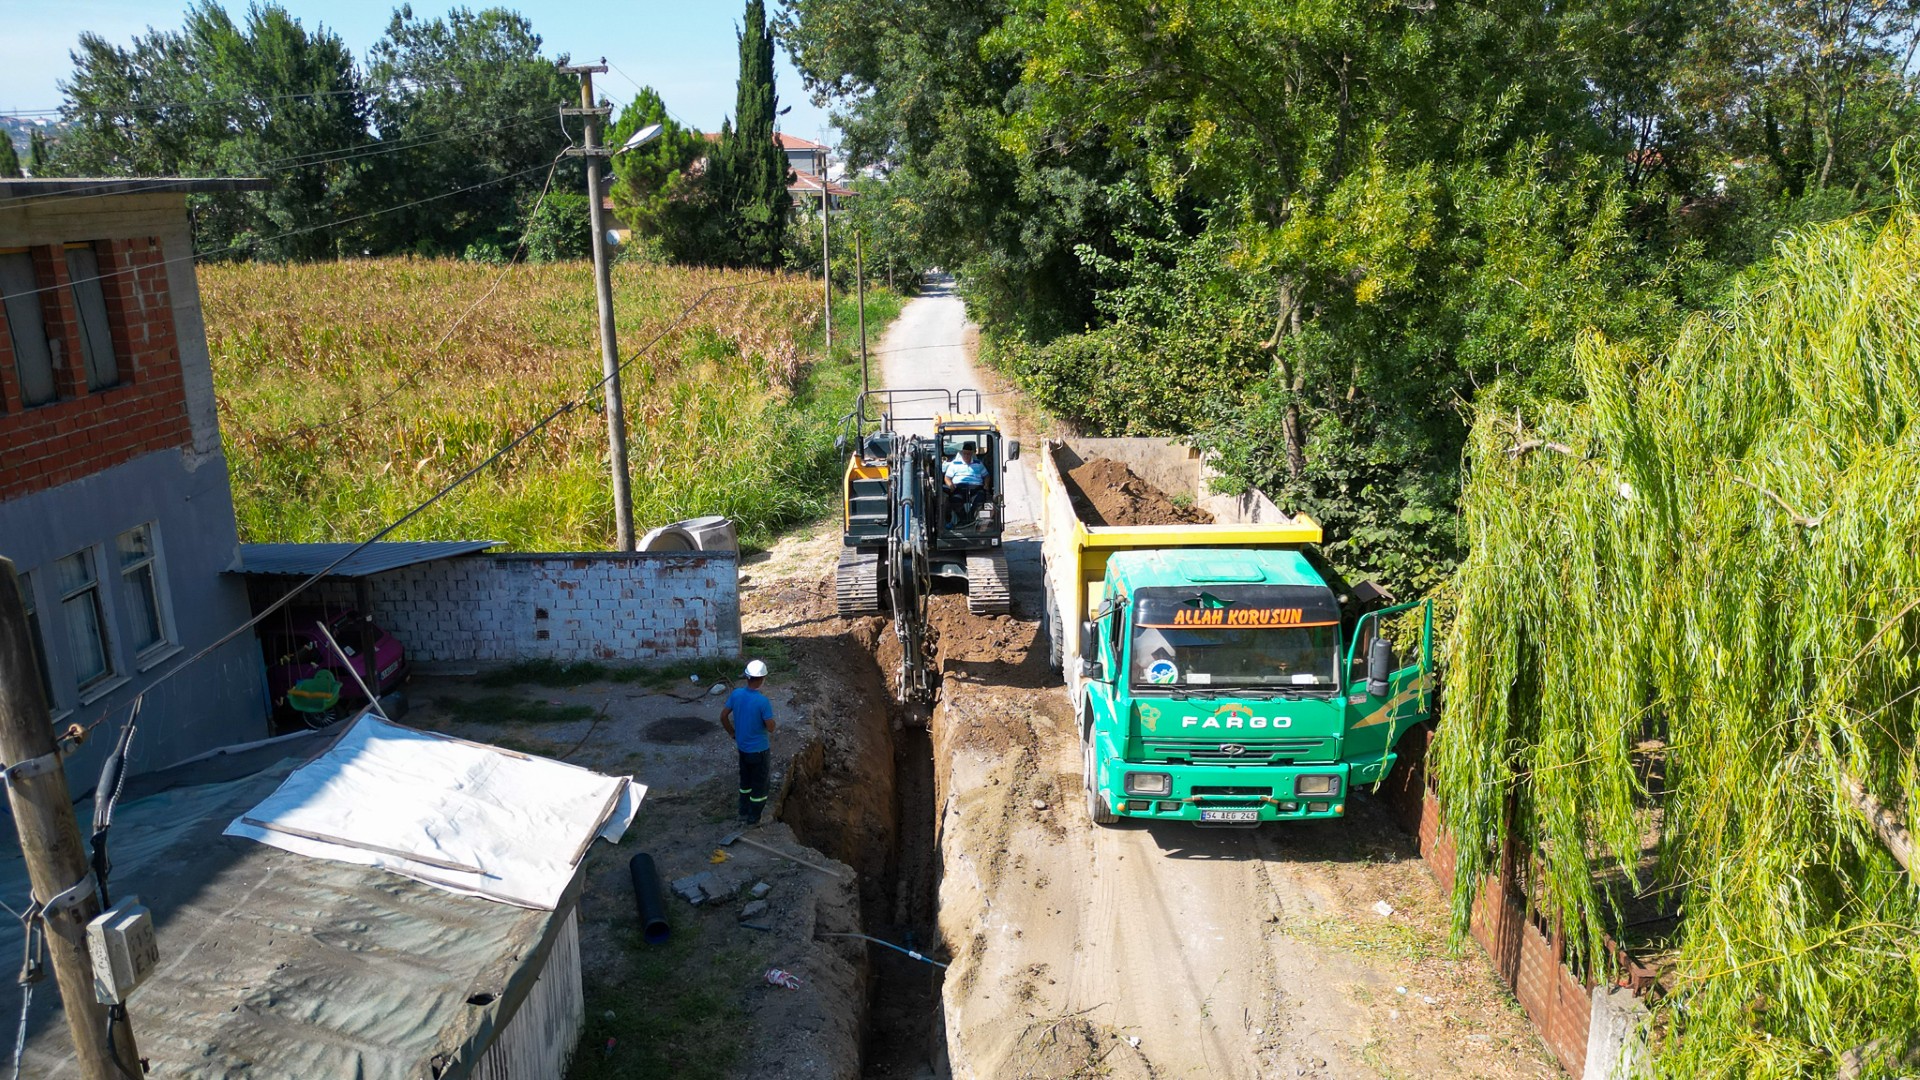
[0,447,267,786]
[284,551,743,664]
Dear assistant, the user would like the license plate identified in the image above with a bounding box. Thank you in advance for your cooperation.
[379,662,400,680]
[1200,809,1260,823]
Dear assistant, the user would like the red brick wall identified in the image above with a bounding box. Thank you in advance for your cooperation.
[0,237,189,501]
[1386,727,1595,1075]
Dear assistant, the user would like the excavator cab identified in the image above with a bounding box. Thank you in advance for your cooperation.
[835,390,1017,631]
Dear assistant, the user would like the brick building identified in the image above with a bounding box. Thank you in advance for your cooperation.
[0,178,269,783]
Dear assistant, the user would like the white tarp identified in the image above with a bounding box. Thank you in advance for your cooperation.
[225,714,644,909]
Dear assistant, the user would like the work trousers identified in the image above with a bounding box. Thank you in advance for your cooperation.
[737,749,771,823]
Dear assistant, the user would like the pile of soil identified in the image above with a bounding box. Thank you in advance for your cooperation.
[1064,456,1215,527]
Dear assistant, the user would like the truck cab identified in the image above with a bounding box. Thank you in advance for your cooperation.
[1077,548,1430,825]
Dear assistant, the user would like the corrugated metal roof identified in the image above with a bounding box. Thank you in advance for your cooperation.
[234,540,500,578]
[0,733,578,1079]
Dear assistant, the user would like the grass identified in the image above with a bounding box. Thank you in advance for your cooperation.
[568,909,760,1080]
[202,259,902,551]
[439,692,596,725]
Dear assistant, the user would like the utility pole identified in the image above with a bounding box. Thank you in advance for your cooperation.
[561,60,635,551]
[820,185,832,357]
[0,559,141,1078]
[856,228,869,398]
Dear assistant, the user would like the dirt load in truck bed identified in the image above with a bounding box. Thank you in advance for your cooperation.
[1064,456,1215,527]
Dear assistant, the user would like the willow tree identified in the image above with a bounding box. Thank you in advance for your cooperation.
[1440,199,1920,1075]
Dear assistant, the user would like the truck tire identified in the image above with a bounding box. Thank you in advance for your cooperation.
[1044,584,1063,672]
[1083,739,1119,827]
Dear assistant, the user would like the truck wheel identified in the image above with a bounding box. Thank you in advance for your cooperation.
[1044,588,1063,672]
[1083,740,1119,827]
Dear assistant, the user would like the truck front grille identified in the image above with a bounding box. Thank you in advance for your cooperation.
[1191,786,1270,797]
[1143,737,1333,764]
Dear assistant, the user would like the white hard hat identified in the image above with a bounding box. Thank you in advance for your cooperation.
[744,659,769,678]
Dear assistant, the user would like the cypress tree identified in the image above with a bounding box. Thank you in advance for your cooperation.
[713,0,791,267]
[0,134,21,178]
[26,129,54,177]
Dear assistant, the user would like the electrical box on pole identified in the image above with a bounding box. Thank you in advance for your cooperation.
[0,558,143,1077]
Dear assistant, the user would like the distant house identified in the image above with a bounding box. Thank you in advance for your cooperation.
[775,132,829,178]
[789,168,856,212]
[0,177,270,784]
[700,130,856,212]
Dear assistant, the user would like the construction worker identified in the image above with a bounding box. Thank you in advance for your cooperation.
[720,659,776,825]
[944,441,988,524]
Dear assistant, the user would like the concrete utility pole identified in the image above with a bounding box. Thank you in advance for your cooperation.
[820,184,832,357]
[561,60,635,551]
[856,228,869,398]
[0,559,141,1078]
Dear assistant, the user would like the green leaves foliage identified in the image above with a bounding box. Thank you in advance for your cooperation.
[1442,202,1920,1076]
[58,2,369,259]
[701,0,793,268]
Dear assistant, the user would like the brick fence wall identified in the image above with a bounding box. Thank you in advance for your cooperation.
[281,551,741,664]
[1382,727,1599,1076]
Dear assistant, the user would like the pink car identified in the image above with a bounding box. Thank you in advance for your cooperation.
[263,609,408,716]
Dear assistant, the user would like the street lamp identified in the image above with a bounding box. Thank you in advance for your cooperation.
[617,123,663,156]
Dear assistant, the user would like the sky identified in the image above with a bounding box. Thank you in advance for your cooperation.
[0,0,838,145]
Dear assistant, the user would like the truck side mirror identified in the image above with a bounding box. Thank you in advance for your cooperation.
[834,434,848,456]
[1367,636,1397,698]
[1006,439,1020,461]
[1079,621,1105,681]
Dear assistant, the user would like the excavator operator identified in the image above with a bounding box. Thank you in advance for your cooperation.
[944,441,988,525]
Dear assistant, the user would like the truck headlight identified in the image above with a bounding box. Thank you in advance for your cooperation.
[1295,774,1341,797]
[1124,772,1172,796]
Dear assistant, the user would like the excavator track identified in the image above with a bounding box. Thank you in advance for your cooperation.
[966,550,1012,616]
[836,549,884,616]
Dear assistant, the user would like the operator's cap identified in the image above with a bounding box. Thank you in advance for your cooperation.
[744,659,769,678]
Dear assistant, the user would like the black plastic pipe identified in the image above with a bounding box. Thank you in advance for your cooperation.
[629,853,670,944]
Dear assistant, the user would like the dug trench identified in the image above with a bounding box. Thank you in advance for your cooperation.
[745,536,950,1079]
[760,487,1559,1077]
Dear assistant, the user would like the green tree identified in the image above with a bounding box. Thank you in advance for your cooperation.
[26,130,54,177]
[0,134,21,179]
[364,5,575,255]
[56,2,367,258]
[522,190,591,261]
[707,0,792,266]
[605,86,708,249]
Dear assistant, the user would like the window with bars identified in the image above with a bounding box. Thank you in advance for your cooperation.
[53,548,113,692]
[117,523,171,658]
[0,249,57,407]
[65,243,120,390]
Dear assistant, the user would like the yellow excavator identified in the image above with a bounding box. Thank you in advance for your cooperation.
[835,388,1019,699]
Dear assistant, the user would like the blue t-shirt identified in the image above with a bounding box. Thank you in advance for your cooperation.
[945,457,986,486]
[725,687,773,753]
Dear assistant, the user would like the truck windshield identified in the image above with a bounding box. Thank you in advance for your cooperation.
[1130,585,1341,692]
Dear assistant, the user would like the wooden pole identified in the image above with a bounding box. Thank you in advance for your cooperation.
[0,558,141,1077]
[821,188,832,357]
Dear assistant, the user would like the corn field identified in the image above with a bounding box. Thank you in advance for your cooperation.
[1440,200,1920,1075]
[202,259,895,549]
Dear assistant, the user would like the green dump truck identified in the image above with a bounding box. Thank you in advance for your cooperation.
[1038,438,1433,826]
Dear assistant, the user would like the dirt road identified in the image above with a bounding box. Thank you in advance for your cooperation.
[875,283,1559,1079]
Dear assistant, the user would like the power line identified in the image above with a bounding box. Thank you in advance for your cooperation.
[0,158,560,305]
[1,71,494,120]
[0,111,558,214]
[116,272,780,723]
[229,152,569,443]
